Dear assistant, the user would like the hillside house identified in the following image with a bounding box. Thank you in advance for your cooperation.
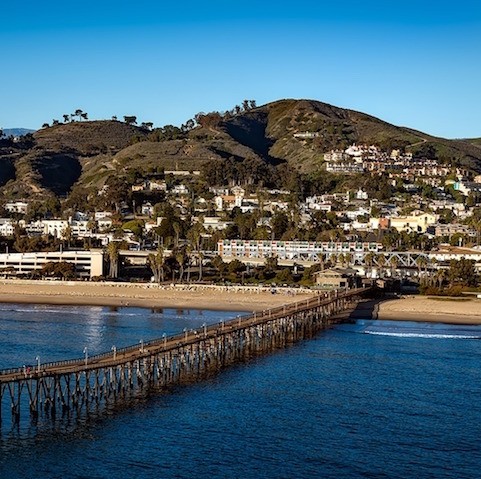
[4,201,28,214]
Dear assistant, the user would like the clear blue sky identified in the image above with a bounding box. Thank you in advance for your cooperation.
[1,0,480,138]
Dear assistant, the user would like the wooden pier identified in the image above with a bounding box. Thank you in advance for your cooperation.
[0,288,369,428]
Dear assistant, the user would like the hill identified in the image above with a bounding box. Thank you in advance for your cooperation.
[0,120,148,197]
[1,100,481,199]
[220,99,481,172]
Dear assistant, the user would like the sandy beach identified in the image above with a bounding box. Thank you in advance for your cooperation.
[376,296,481,324]
[1,280,479,324]
[0,280,313,312]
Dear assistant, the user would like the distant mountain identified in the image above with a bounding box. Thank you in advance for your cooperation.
[2,128,35,137]
[1,99,481,199]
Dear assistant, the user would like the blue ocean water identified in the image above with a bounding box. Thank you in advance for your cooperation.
[0,305,480,479]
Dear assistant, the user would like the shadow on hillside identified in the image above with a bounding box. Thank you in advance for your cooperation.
[223,114,285,166]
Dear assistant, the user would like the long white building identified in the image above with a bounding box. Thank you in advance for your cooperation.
[0,251,103,278]
[218,240,382,262]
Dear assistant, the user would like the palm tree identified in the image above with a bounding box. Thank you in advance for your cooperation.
[429,258,438,286]
[389,256,399,278]
[344,252,353,268]
[148,246,165,284]
[364,252,375,278]
[197,251,205,281]
[61,226,73,249]
[329,253,338,268]
[318,253,326,272]
[436,268,447,289]
[175,247,188,282]
[376,254,387,278]
[173,222,181,249]
[106,241,122,278]
[188,222,205,282]
[185,244,193,282]
[337,253,345,268]
[415,256,428,285]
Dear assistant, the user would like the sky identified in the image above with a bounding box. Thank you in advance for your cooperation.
[1,0,480,138]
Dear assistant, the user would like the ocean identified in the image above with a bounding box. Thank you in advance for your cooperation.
[0,304,480,479]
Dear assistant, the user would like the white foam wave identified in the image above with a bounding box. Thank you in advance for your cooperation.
[364,330,481,339]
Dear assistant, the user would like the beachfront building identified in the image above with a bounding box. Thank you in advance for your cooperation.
[0,250,104,278]
[313,268,360,289]
[218,240,382,262]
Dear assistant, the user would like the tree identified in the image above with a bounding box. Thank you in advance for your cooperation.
[275,268,293,284]
[123,115,137,125]
[174,246,188,282]
[122,219,145,239]
[187,222,205,281]
[271,212,289,240]
[389,256,399,278]
[337,253,345,267]
[41,261,76,280]
[74,109,84,121]
[415,256,428,284]
[227,259,246,275]
[376,254,387,278]
[106,241,122,278]
[448,258,477,287]
[212,255,227,279]
[264,255,278,273]
[63,114,70,123]
[61,226,73,249]
[364,252,375,277]
[172,222,181,248]
[436,268,447,289]
[148,246,165,283]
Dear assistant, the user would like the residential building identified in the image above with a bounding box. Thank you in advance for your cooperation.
[4,201,28,214]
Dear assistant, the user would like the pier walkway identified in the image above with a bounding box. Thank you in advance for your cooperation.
[0,287,370,427]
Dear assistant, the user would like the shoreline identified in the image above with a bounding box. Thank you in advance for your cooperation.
[375,296,481,325]
[2,281,481,325]
[0,280,313,312]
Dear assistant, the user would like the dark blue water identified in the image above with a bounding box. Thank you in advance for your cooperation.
[1,305,480,479]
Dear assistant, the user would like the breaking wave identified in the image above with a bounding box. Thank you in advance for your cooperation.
[343,320,481,340]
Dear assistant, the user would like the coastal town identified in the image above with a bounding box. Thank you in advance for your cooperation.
[3,1,481,477]
[0,139,480,294]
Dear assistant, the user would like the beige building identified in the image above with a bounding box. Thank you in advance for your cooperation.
[313,268,359,290]
[388,213,437,233]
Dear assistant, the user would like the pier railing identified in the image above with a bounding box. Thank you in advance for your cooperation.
[0,287,371,427]
[0,287,368,379]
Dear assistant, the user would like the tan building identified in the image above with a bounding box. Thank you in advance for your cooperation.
[313,268,359,290]
[388,213,437,233]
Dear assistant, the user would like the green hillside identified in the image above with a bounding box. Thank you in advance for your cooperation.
[1,100,481,199]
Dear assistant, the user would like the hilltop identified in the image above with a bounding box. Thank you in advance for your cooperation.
[1,99,481,199]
